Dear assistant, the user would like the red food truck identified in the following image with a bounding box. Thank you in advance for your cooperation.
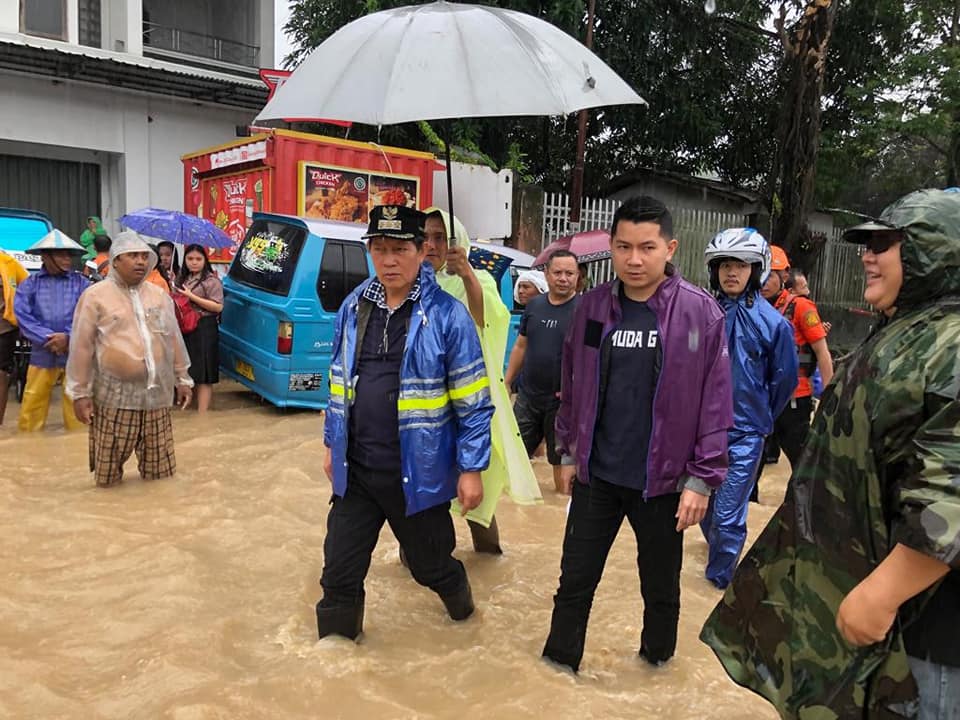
[182,129,442,263]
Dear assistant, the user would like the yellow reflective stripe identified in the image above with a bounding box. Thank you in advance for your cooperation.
[330,383,353,400]
[449,377,489,400]
[398,393,449,411]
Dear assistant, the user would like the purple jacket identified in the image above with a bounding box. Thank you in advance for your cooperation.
[14,268,88,369]
[555,269,733,497]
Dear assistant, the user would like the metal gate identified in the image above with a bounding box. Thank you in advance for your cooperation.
[0,154,102,238]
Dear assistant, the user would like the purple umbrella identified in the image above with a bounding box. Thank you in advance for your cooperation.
[533,228,611,267]
[119,207,234,249]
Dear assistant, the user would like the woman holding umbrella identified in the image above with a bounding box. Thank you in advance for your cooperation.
[173,244,223,413]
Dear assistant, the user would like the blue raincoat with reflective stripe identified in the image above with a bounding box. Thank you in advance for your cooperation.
[324,263,494,516]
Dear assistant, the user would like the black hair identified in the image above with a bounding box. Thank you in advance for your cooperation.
[785,268,806,290]
[546,249,578,268]
[156,240,180,275]
[177,243,215,286]
[93,234,112,253]
[611,195,673,240]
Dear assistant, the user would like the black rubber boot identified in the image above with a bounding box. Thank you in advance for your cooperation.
[316,602,364,641]
[468,516,503,555]
[399,546,410,569]
[441,582,475,621]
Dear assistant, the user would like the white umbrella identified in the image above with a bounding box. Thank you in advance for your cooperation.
[256,1,645,235]
[257,1,644,124]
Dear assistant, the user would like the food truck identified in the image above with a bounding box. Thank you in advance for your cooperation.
[181,128,442,263]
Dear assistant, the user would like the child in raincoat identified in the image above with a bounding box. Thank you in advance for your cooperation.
[79,216,107,262]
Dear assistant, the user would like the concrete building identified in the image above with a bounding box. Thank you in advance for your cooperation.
[0,0,271,238]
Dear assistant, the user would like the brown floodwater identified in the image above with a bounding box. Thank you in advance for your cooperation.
[1,382,785,719]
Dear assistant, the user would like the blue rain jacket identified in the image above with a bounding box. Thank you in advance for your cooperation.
[720,291,798,435]
[324,263,494,516]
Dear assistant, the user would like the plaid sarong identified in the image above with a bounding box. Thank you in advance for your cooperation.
[88,406,176,487]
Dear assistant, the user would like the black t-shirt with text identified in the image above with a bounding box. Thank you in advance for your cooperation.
[589,291,659,491]
[519,293,578,402]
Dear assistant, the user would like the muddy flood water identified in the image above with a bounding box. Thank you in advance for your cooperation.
[1,382,785,720]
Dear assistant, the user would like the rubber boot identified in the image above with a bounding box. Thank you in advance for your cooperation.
[468,516,503,555]
[441,581,475,621]
[316,602,364,641]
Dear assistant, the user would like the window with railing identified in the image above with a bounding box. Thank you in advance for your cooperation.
[142,21,260,67]
[20,0,66,41]
[141,0,261,68]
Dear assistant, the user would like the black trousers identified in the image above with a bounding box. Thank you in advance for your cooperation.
[774,396,813,469]
[751,396,814,502]
[543,479,684,672]
[319,466,468,608]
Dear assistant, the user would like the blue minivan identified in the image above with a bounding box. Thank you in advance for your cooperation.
[0,207,55,272]
[219,214,372,410]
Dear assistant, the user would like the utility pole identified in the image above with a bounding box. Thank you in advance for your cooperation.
[568,0,596,232]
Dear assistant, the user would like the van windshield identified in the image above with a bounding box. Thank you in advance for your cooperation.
[229,220,306,296]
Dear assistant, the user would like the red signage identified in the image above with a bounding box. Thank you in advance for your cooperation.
[259,69,353,128]
[200,168,271,263]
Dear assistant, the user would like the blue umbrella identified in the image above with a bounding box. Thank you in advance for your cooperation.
[468,246,514,284]
[119,207,234,249]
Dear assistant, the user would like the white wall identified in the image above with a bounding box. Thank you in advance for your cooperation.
[0,71,255,233]
[432,161,513,240]
[0,0,18,34]
[258,0,274,69]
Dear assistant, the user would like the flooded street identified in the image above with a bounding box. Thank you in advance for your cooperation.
[2,382,783,720]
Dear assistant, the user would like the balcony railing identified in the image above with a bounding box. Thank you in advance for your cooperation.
[143,21,260,69]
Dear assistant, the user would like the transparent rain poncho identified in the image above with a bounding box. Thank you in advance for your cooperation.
[66,231,193,410]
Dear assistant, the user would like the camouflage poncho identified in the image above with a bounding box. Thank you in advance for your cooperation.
[700,189,960,719]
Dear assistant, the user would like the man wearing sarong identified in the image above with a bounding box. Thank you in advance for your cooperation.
[422,207,541,554]
[66,232,193,487]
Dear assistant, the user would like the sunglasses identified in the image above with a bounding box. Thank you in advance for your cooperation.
[863,230,903,255]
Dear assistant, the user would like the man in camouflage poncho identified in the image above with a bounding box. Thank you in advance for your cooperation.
[700,188,960,719]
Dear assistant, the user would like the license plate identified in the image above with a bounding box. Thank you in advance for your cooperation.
[235,359,255,381]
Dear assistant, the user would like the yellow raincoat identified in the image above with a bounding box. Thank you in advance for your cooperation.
[0,250,28,327]
[426,207,541,526]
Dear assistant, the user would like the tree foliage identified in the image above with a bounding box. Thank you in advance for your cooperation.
[815,0,960,215]
[283,0,779,194]
[282,0,960,227]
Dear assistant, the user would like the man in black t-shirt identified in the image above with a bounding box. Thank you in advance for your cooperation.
[505,249,579,492]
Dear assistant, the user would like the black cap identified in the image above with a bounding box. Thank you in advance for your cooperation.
[363,205,426,241]
[842,219,900,244]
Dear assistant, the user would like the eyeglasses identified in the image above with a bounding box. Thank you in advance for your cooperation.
[863,230,903,255]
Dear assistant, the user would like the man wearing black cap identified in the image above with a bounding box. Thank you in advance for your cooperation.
[317,204,495,640]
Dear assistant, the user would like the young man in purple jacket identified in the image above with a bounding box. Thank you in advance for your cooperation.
[542,195,734,673]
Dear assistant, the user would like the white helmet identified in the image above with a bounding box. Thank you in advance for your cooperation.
[704,228,772,291]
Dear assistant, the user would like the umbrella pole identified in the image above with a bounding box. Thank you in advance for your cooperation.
[444,121,456,247]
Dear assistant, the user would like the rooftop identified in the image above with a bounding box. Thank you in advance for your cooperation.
[0,32,267,110]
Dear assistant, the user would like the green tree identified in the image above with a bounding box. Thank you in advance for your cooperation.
[814,0,960,215]
[282,0,779,194]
